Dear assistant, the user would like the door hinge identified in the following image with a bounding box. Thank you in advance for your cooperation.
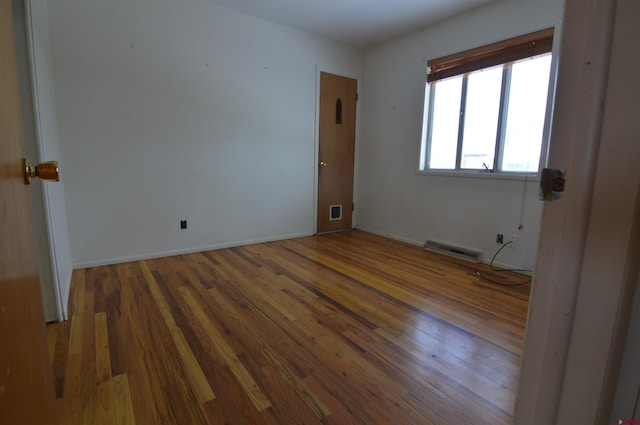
[352,202,355,211]
[539,168,566,201]
[356,92,359,102]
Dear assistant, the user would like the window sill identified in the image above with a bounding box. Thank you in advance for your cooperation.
[417,169,540,182]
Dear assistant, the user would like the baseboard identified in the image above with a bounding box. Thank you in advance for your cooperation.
[354,225,425,247]
[73,232,314,269]
[485,260,534,276]
[355,225,532,275]
[74,229,534,277]
[59,268,72,321]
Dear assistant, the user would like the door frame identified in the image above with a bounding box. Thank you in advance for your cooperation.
[313,66,361,234]
[515,0,640,421]
[22,0,73,321]
[554,0,640,420]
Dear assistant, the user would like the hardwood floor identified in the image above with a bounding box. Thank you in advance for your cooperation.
[47,230,530,424]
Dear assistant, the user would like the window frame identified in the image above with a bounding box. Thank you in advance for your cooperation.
[419,28,558,178]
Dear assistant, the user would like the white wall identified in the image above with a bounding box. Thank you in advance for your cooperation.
[46,0,363,266]
[357,0,564,269]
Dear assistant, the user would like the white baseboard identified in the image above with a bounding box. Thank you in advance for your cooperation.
[356,225,532,275]
[73,232,313,269]
[354,225,425,247]
[74,228,533,277]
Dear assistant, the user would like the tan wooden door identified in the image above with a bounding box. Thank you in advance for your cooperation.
[317,72,357,233]
[0,2,59,424]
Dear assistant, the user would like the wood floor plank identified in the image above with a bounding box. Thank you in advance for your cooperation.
[47,322,59,364]
[150,262,273,425]
[110,264,184,424]
[139,261,216,405]
[48,230,530,425]
[96,375,117,425]
[51,320,69,398]
[302,375,367,425]
[111,374,137,425]
[179,286,272,411]
[194,276,332,419]
[67,290,84,356]
[281,238,526,355]
[59,353,81,424]
[80,269,98,425]
[94,312,111,384]
[259,364,324,425]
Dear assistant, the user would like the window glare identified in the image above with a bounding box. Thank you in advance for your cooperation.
[428,76,462,169]
[461,65,503,169]
[502,54,552,172]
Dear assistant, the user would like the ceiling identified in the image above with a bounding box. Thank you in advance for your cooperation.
[201,0,496,48]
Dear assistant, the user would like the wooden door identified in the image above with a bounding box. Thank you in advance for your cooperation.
[0,2,59,424]
[317,72,357,233]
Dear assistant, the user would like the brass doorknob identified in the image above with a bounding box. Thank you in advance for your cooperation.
[319,161,327,168]
[23,159,59,185]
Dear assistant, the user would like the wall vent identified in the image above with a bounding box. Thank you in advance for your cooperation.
[424,240,482,263]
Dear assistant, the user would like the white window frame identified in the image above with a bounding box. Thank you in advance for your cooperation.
[418,31,561,180]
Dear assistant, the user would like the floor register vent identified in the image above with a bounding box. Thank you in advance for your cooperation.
[424,240,482,263]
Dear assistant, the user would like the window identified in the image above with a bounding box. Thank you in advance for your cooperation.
[421,28,554,174]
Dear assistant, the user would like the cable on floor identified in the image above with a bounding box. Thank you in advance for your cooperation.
[476,241,532,287]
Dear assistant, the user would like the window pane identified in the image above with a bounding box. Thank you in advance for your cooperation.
[461,65,503,169]
[428,76,462,169]
[502,54,552,172]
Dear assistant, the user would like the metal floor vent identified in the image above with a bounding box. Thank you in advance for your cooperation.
[424,240,482,263]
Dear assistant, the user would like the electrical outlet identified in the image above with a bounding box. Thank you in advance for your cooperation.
[496,234,504,244]
[509,235,518,249]
[180,220,187,230]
